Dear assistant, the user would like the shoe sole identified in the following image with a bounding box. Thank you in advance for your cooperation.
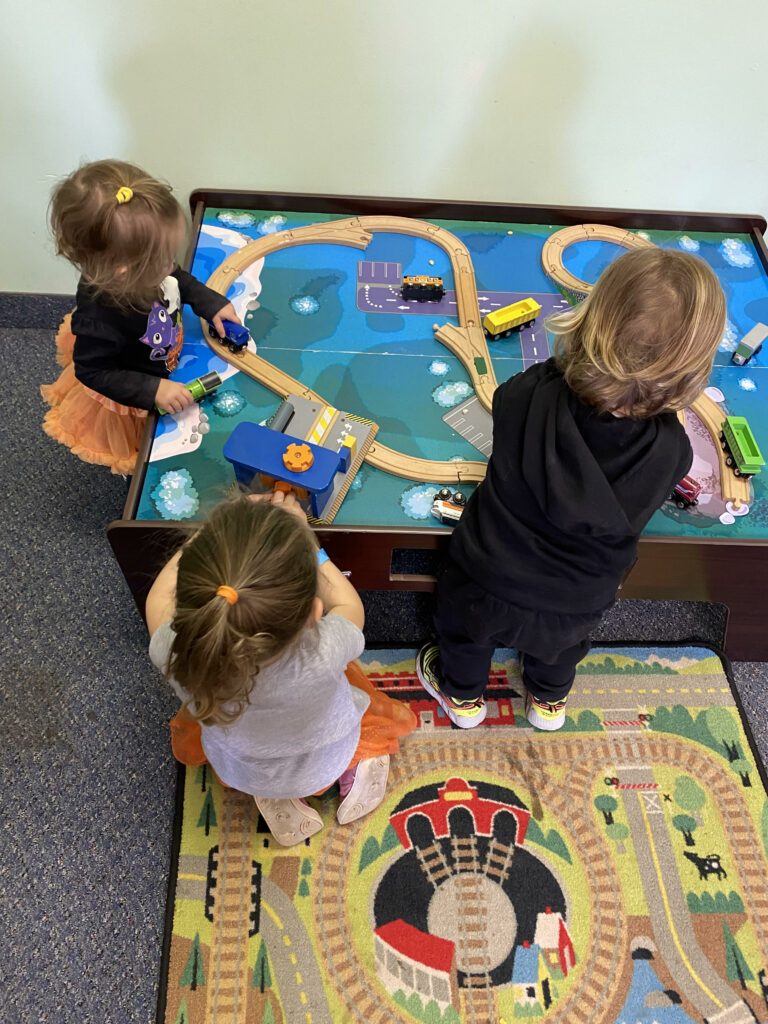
[337,755,390,824]
[416,649,487,729]
[254,797,324,846]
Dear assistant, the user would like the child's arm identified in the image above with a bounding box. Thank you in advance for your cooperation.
[145,549,182,638]
[253,490,365,631]
[317,556,365,631]
[173,269,241,337]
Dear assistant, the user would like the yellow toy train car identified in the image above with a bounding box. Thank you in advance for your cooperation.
[483,298,541,338]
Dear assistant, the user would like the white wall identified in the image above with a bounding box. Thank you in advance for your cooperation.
[2,0,767,294]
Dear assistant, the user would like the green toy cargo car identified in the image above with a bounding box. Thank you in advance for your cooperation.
[720,416,765,478]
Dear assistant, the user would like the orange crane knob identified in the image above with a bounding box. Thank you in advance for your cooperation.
[282,442,314,472]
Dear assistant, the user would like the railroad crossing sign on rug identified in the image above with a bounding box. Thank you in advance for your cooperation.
[157,646,768,1024]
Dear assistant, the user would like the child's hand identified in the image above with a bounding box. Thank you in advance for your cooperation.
[210,304,241,337]
[270,489,308,522]
[248,489,308,522]
[156,379,195,414]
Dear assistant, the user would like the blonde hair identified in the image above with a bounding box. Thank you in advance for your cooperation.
[50,159,185,311]
[168,497,318,726]
[547,248,726,417]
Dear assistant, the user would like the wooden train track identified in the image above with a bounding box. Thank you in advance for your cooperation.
[541,226,752,509]
[201,215,491,484]
[689,393,751,507]
[540,223,655,300]
[202,216,752,503]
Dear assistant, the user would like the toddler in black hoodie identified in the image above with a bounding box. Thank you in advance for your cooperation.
[417,247,726,730]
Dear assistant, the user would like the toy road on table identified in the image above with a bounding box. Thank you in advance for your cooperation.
[138,208,767,537]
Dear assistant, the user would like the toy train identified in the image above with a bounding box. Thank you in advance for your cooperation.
[720,416,765,479]
[430,488,467,524]
[401,275,445,302]
[669,475,701,510]
[207,319,251,353]
[156,371,222,415]
[482,298,541,339]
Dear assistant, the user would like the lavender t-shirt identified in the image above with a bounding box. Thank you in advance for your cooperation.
[150,613,367,798]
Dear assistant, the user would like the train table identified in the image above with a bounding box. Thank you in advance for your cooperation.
[108,192,768,659]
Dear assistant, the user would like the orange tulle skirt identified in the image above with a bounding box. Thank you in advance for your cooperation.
[40,315,147,475]
[169,660,418,794]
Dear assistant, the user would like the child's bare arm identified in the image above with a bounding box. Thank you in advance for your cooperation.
[145,549,182,637]
[248,490,364,629]
[317,557,365,631]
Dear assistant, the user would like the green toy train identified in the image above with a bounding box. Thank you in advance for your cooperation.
[720,416,765,478]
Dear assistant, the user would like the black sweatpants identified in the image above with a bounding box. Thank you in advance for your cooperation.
[433,562,607,704]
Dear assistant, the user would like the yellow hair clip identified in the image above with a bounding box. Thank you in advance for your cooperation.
[115,186,134,204]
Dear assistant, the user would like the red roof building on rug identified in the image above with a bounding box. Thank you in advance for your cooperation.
[407,696,516,729]
[534,906,576,978]
[366,667,510,691]
[374,919,457,1010]
[389,777,530,850]
[364,667,516,729]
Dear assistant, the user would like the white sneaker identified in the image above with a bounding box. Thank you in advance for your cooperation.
[525,692,568,731]
[416,643,487,728]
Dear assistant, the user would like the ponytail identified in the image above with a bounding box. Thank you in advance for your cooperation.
[168,497,318,725]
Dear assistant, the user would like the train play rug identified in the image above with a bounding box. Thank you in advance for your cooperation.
[157,645,768,1024]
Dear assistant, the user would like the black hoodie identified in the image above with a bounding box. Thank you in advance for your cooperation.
[449,359,692,614]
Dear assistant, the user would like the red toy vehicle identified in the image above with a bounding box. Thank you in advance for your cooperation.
[670,475,701,510]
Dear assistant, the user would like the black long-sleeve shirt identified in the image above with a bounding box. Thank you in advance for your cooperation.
[71,269,229,409]
[449,359,693,614]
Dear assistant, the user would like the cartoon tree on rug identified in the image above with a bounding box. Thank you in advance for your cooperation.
[672,813,699,846]
[252,938,272,993]
[260,1002,275,1024]
[524,818,571,862]
[358,823,402,872]
[687,891,744,914]
[195,764,209,792]
[594,794,617,825]
[605,821,630,854]
[731,757,753,788]
[673,776,706,825]
[197,789,217,836]
[723,920,754,989]
[180,933,206,991]
[173,998,190,1024]
[705,707,742,762]
[299,857,311,896]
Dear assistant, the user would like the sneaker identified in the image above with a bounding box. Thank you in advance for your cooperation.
[254,797,324,846]
[336,755,390,825]
[525,692,568,731]
[415,643,487,728]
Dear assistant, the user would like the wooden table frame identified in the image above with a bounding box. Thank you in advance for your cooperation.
[107,191,768,660]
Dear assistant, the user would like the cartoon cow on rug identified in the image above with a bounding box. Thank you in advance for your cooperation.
[683,851,727,881]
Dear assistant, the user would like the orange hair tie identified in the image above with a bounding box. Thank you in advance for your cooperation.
[216,585,239,606]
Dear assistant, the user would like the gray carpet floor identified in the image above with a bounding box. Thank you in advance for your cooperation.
[1,300,766,1023]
